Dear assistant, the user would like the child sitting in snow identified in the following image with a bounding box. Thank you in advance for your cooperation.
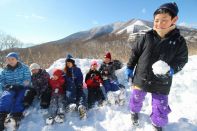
[85,61,105,109]
[126,2,188,130]
[99,52,126,105]
[0,52,31,130]
[64,54,87,119]
[23,63,51,109]
[46,69,66,124]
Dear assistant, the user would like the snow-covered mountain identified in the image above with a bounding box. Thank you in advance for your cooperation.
[1,55,196,131]
[49,18,197,44]
[115,19,152,34]
[53,22,125,44]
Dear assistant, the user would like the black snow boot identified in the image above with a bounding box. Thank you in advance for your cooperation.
[40,89,51,109]
[131,112,139,126]
[11,112,23,122]
[23,88,36,108]
[152,124,162,131]
[0,112,7,131]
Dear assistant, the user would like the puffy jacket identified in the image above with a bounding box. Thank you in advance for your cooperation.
[85,70,103,88]
[49,69,65,95]
[65,66,85,106]
[66,67,83,88]
[127,28,188,95]
[0,62,31,89]
[31,69,50,94]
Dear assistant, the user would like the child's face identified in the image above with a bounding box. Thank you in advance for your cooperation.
[104,58,111,64]
[91,65,97,70]
[6,57,18,67]
[52,75,58,80]
[154,13,178,29]
[66,62,73,68]
[31,69,39,74]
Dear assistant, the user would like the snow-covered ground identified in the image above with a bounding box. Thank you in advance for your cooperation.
[1,56,197,131]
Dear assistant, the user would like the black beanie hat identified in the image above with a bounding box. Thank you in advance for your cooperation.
[155,2,179,16]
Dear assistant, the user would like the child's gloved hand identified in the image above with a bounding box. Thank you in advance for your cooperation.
[54,88,59,94]
[125,68,133,80]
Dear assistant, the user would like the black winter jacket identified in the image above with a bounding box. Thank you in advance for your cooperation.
[127,28,188,95]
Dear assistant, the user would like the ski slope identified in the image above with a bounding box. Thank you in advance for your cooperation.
[1,56,197,131]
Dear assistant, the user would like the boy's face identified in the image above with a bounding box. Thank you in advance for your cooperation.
[154,13,178,29]
[31,69,39,74]
[104,58,111,64]
[6,57,18,67]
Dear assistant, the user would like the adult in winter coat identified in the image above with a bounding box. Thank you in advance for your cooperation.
[46,69,66,124]
[125,2,188,130]
[85,61,105,109]
[0,52,31,130]
[23,63,51,109]
[99,52,124,93]
[64,54,87,119]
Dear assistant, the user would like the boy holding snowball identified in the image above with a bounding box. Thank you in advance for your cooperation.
[125,2,188,131]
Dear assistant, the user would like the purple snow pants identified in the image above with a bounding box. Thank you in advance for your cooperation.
[129,89,171,127]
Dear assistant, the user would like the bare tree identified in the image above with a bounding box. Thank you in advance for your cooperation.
[0,32,23,67]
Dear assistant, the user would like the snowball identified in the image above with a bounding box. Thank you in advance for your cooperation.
[152,60,170,75]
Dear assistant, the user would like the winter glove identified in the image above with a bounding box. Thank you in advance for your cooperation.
[4,84,24,92]
[169,68,174,76]
[125,68,133,80]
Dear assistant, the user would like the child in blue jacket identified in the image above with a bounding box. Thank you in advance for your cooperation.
[64,54,87,119]
[0,52,31,130]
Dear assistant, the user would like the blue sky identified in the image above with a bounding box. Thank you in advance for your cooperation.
[0,0,197,45]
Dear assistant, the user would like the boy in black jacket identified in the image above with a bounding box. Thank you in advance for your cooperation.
[126,2,188,130]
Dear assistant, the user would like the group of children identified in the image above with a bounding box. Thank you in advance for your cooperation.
[0,2,189,131]
[0,51,125,129]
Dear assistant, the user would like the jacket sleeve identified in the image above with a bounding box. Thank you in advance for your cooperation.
[170,37,188,74]
[127,35,145,70]
[76,68,83,85]
[99,64,103,74]
[22,65,31,86]
[43,71,50,88]
[85,72,91,83]
[42,71,50,90]
[0,70,6,89]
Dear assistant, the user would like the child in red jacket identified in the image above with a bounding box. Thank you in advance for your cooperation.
[85,61,105,109]
[46,69,66,125]
[49,69,65,95]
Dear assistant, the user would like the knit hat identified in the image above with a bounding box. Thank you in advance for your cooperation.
[66,54,73,59]
[53,69,63,77]
[154,2,179,16]
[91,60,98,67]
[104,52,111,60]
[30,63,41,71]
[66,54,75,64]
[6,52,19,60]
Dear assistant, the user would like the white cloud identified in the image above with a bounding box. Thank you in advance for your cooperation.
[141,8,146,14]
[16,13,46,20]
